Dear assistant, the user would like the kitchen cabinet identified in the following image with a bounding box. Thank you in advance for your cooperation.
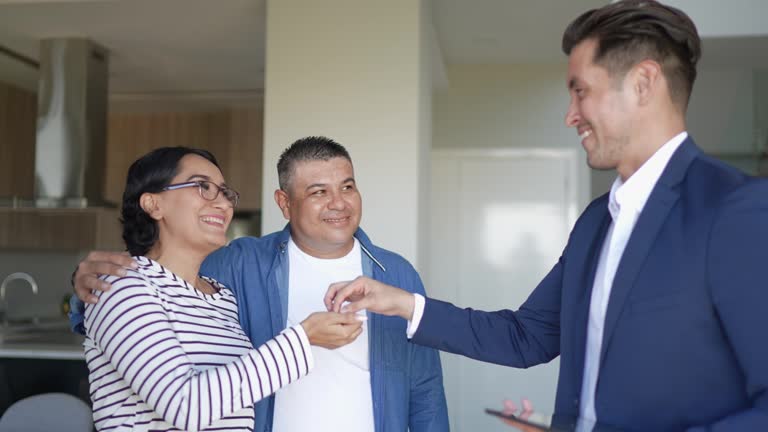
[0,207,122,251]
[0,103,262,251]
[106,108,263,210]
[0,81,36,199]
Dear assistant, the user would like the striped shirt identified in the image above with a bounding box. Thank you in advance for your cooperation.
[84,256,314,431]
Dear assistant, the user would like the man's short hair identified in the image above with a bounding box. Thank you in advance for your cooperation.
[562,0,701,110]
[277,136,352,191]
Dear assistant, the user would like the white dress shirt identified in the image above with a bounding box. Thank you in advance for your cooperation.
[579,131,687,423]
[408,132,689,424]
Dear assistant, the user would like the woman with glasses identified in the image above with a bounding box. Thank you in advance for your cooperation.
[83,147,363,431]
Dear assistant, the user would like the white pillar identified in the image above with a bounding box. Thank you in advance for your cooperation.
[262,0,434,267]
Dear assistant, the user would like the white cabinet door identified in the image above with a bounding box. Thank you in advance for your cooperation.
[428,149,586,431]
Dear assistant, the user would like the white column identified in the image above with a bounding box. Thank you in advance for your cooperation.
[262,0,434,266]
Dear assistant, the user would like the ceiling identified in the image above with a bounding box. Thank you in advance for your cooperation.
[433,0,606,64]
[0,0,765,108]
[0,0,267,98]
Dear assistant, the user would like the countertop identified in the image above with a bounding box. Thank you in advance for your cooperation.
[0,320,85,360]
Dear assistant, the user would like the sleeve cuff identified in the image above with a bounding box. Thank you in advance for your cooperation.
[289,323,315,372]
[406,293,426,339]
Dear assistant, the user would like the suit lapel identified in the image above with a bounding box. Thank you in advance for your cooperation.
[599,138,700,364]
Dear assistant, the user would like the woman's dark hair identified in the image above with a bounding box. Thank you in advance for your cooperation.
[121,146,219,256]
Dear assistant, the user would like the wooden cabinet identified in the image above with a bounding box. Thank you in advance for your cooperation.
[0,101,262,251]
[0,207,122,251]
[105,108,263,210]
[0,82,36,199]
[224,109,263,210]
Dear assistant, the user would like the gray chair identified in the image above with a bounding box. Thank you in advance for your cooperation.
[0,393,92,432]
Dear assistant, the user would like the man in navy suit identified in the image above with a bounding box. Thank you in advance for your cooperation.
[325,1,768,430]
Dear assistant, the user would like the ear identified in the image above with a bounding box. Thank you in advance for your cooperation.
[274,189,291,220]
[139,193,163,221]
[632,60,662,107]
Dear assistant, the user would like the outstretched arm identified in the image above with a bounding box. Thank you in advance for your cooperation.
[325,258,564,368]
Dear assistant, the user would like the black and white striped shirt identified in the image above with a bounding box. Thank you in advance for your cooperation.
[84,256,313,431]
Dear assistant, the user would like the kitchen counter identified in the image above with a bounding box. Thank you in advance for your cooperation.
[0,340,85,360]
[0,320,85,360]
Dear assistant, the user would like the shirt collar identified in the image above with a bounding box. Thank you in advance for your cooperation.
[608,131,688,220]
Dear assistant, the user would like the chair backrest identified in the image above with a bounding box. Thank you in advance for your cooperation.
[0,393,92,432]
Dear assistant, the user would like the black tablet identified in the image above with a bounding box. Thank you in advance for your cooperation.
[485,408,551,431]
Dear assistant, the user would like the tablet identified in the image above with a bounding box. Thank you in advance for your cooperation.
[485,408,551,431]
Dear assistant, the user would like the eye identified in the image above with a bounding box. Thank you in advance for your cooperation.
[342,184,355,191]
[312,189,325,196]
[198,181,212,191]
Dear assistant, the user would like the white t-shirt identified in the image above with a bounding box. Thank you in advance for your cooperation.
[272,237,374,432]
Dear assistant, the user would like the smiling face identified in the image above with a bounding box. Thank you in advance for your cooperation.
[147,154,234,257]
[565,38,635,172]
[274,157,362,258]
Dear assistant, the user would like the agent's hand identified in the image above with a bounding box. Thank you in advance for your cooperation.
[499,398,545,432]
[74,251,137,304]
[324,276,415,320]
[300,311,365,349]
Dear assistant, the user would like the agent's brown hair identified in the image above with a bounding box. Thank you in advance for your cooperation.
[562,0,701,110]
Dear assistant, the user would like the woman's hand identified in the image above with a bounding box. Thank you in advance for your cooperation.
[300,311,365,349]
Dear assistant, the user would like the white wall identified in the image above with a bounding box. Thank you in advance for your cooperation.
[261,0,431,266]
[435,64,574,150]
[664,0,768,38]
[687,67,755,155]
[417,0,435,277]
[430,64,592,421]
[755,69,768,154]
[433,64,592,200]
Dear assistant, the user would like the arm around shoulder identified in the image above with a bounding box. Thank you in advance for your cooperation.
[85,272,314,431]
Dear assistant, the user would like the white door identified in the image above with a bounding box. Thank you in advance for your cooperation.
[428,149,586,431]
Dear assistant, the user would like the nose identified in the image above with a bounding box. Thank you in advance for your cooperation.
[327,191,346,210]
[212,191,233,210]
[565,98,580,128]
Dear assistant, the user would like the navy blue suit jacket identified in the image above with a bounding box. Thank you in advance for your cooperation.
[414,138,768,431]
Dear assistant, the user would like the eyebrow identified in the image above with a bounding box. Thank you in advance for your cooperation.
[305,178,356,191]
[184,174,211,182]
[184,174,230,187]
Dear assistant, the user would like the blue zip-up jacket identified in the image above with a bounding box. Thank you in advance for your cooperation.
[71,225,449,431]
[199,225,448,432]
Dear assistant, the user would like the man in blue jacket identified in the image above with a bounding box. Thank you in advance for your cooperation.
[325,1,768,431]
[71,136,449,432]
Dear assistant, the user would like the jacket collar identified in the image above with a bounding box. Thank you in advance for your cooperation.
[598,136,700,364]
[276,223,386,272]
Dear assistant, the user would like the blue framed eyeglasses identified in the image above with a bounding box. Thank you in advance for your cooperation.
[162,180,240,207]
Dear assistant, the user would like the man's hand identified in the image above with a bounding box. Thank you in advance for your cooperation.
[74,251,137,304]
[498,398,546,432]
[300,311,365,349]
[323,276,415,320]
